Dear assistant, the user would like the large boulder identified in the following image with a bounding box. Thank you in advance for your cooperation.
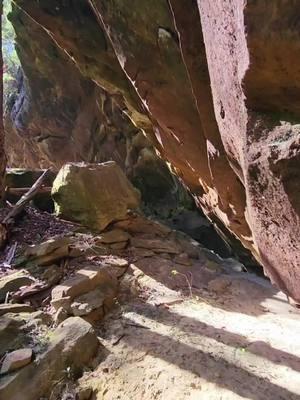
[52,162,141,230]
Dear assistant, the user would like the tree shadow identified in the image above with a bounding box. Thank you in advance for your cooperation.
[117,302,300,400]
[130,302,300,374]
[132,256,296,317]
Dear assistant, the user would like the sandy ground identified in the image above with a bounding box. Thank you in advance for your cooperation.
[79,257,300,400]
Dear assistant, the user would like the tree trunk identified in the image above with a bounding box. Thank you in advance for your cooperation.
[0,0,6,202]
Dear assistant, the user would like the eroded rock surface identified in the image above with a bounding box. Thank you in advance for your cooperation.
[5,3,186,214]
[7,0,300,300]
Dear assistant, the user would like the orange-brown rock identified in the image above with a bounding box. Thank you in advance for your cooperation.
[10,0,300,301]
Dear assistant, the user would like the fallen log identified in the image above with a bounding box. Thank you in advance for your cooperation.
[6,186,52,197]
[0,169,51,249]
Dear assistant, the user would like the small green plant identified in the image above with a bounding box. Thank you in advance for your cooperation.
[171,269,193,298]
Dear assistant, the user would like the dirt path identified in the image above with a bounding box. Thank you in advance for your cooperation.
[80,259,300,400]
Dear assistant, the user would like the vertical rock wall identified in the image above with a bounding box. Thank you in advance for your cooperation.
[10,0,300,301]
[6,4,186,212]
[197,0,300,300]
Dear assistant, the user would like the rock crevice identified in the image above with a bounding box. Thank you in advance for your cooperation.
[5,0,300,301]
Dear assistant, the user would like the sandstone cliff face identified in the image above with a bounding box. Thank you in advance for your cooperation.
[9,0,300,301]
[198,0,300,299]
[6,4,183,211]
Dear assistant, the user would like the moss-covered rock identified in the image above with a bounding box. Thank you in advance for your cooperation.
[52,162,141,230]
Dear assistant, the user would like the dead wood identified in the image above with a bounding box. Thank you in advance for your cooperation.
[6,186,52,197]
[0,169,51,248]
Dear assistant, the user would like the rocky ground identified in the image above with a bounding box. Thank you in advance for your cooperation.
[0,205,299,400]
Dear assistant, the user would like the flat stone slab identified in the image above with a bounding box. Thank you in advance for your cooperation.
[101,256,129,269]
[22,237,73,266]
[97,229,130,244]
[1,348,33,374]
[51,266,118,305]
[0,271,35,302]
[0,303,34,316]
[130,237,181,254]
[71,282,117,316]
[0,317,99,400]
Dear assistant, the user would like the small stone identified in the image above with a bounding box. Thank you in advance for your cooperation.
[1,348,33,374]
[113,214,171,236]
[0,271,34,302]
[69,246,85,258]
[71,302,93,317]
[109,241,128,250]
[54,307,69,325]
[174,253,192,266]
[76,387,93,400]
[23,237,73,266]
[223,258,245,272]
[204,259,222,272]
[107,257,129,269]
[208,276,231,294]
[51,296,72,312]
[82,307,105,324]
[131,248,155,258]
[51,267,116,301]
[160,253,172,260]
[97,229,130,244]
[25,311,52,327]
[70,282,117,317]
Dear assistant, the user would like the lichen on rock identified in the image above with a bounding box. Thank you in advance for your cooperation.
[52,161,141,230]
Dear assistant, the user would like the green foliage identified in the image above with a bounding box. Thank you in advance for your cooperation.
[3,0,20,104]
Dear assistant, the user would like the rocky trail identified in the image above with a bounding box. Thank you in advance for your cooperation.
[0,198,299,399]
[91,281,300,400]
